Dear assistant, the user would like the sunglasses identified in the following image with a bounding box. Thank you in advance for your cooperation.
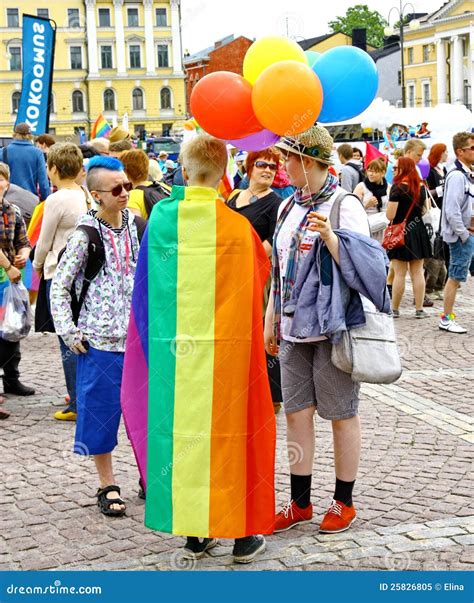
[95,182,132,196]
[461,145,474,151]
[254,160,278,171]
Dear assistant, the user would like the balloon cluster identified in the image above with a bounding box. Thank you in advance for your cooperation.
[190,36,379,152]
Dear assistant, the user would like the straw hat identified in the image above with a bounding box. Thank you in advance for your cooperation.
[276,124,334,166]
[108,126,130,143]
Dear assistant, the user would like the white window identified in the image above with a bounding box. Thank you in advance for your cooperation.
[12,91,21,113]
[7,8,19,28]
[422,82,431,107]
[37,8,49,19]
[103,88,116,111]
[70,46,82,70]
[101,46,113,69]
[407,84,416,108]
[156,8,167,26]
[68,8,80,28]
[132,88,144,110]
[98,8,110,27]
[157,45,169,68]
[160,87,172,109]
[127,8,139,27]
[407,47,414,64]
[72,90,85,113]
[129,45,141,69]
[9,47,21,71]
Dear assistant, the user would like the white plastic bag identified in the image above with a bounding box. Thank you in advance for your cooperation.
[0,282,32,342]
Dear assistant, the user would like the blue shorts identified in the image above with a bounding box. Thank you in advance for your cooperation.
[74,346,124,456]
[448,236,474,282]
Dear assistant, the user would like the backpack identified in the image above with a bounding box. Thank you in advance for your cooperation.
[346,161,365,184]
[136,181,171,218]
[59,217,147,325]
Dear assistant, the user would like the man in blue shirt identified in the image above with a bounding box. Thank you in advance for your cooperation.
[0,123,50,200]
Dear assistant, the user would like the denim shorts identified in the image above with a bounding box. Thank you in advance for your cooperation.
[279,339,360,421]
[448,235,474,282]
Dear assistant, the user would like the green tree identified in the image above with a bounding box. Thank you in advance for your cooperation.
[328,4,388,48]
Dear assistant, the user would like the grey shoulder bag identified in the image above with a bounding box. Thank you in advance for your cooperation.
[329,192,402,384]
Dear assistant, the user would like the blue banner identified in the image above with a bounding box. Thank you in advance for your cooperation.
[0,571,472,602]
[15,14,56,136]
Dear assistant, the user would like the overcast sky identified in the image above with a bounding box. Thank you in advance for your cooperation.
[181,0,440,54]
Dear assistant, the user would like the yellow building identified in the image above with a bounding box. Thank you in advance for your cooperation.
[0,0,186,137]
[299,32,376,54]
[403,0,473,108]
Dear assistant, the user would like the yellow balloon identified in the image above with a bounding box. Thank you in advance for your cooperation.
[243,36,308,85]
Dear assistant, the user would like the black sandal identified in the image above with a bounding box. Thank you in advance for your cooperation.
[97,485,126,517]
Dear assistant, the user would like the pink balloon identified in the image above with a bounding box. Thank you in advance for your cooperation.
[229,128,280,152]
[418,157,430,179]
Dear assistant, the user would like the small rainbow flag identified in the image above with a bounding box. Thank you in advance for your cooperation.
[91,113,111,139]
[121,185,276,538]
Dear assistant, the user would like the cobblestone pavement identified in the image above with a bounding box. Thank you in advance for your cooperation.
[1,279,472,572]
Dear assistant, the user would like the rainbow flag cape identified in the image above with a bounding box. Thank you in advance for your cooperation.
[121,185,276,538]
[91,113,111,139]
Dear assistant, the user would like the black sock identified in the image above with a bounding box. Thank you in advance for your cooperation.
[334,478,355,507]
[290,474,311,509]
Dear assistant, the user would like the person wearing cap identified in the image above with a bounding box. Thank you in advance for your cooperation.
[266,124,371,535]
[0,124,50,200]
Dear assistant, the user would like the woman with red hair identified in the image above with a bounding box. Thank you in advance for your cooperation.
[425,144,448,299]
[386,156,432,318]
[426,143,448,208]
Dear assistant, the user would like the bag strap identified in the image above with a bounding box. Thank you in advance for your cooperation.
[389,185,420,227]
[329,191,364,230]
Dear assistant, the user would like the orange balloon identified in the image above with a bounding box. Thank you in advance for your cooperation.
[252,61,323,137]
[190,71,262,140]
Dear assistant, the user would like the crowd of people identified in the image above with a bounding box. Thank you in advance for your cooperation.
[0,119,472,565]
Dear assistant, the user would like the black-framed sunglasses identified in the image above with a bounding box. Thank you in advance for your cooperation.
[254,160,278,171]
[95,182,133,196]
[461,145,474,151]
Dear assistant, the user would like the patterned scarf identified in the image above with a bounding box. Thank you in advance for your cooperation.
[271,172,339,337]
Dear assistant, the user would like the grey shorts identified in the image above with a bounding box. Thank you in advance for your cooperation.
[279,339,360,421]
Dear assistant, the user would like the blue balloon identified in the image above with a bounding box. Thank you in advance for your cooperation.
[312,46,378,123]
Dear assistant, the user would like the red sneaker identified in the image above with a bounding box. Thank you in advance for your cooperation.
[274,499,313,533]
[319,499,356,534]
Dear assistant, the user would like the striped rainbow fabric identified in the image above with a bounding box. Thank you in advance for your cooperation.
[122,185,276,538]
[91,113,111,139]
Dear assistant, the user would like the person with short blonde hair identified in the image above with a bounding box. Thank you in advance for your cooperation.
[180,135,228,185]
[404,139,426,163]
[90,137,110,156]
[122,132,275,564]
